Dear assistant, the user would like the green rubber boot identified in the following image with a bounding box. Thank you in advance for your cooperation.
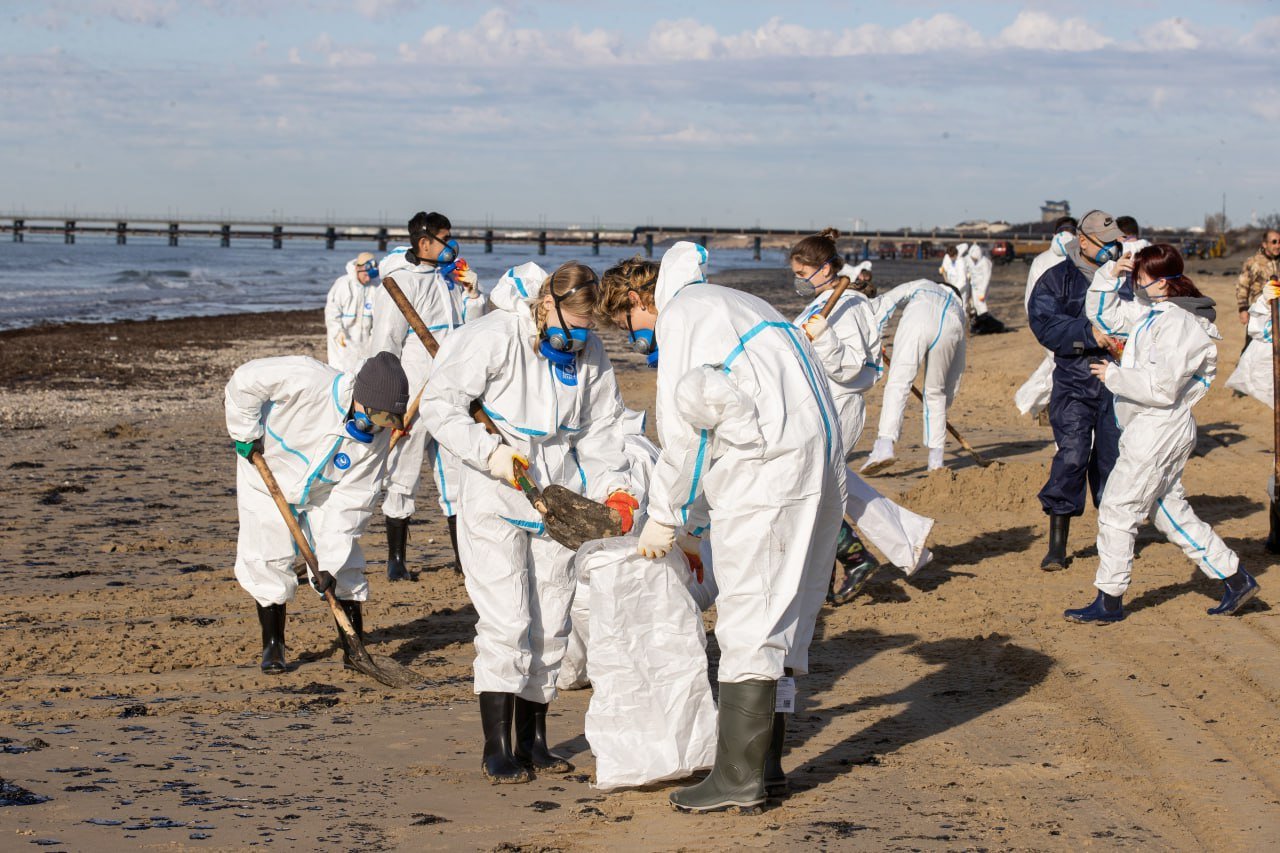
[670,679,776,813]
[762,711,788,796]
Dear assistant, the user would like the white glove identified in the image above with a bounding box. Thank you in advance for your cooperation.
[487,444,529,488]
[802,314,829,342]
[637,519,676,559]
[456,268,479,291]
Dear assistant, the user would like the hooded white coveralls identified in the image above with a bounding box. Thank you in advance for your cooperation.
[371,249,486,520]
[648,242,846,683]
[940,252,971,306]
[1015,236,1077,417]
[871,280,967,451]
[225,356,390,607]
[1225,291,1274,407]
[325,260,376,374]
[1086,270,1240,596]
[795,267,933,572]
[419,263,633,702]
[966,245,992,317]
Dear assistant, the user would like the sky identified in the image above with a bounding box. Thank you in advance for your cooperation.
[1,1,1277,230]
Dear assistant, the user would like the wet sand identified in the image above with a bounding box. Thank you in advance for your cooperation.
[1,260,1278,850]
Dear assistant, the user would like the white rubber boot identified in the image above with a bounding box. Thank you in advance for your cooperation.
[860,438,896,476]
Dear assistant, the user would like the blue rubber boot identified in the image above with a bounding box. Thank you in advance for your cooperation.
[1064,590,1125,624]
[1208,568,1258,616]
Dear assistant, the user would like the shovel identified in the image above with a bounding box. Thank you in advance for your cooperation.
[879,349,990,468]
[382,276,623,550]
[249,451,425,689]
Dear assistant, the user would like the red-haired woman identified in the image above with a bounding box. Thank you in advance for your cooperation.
[1070,244,1260,622]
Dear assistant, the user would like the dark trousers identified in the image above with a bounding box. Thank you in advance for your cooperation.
[1038,385,1121,517]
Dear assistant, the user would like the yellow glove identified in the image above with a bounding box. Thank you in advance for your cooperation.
[487,444,529,489]
[336,331,348,348]
[1266,281,1280,302]
[456,269,479,291]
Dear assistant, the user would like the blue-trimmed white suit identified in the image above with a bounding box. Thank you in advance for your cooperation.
[370,248,485,520]
[647,242,845,683]
[1085,270,1240,596]
[870,279,967,451]
[225,356,391,606]
[420,263,634,702]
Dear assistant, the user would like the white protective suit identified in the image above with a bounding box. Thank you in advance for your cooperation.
[1225,291,1274,407]
[370,248,486,520]
[1085,270,1240,596]
[1015,234,1079,417]
[966,245,992,317]
[795,270,934,572]
[324,260,376,373]
[225,356,389,606]
[647,242,846,683]
[419,262,633,702]
[871,280,968,451]
[940,250,971,305]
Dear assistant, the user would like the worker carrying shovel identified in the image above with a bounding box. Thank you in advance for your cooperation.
[225,351,409,674]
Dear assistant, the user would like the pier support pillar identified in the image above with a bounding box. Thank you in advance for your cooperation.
[221,225,231,248]
[116,222,127,245]
[538,231,547,255]
[64,220,75,245]
[484,229,493,253]
[168,222,179,247]
[273,225,283,250]
[592,231,600,256]
[699,234,709,251]
[13,219,23,243]
[325,226,336,250]
[753,235,761,261]
[377,228,388,252]
[645,233,653,258]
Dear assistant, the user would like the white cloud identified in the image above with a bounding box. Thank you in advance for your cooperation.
[1137,18,1202,51]
[995,11,1112,51]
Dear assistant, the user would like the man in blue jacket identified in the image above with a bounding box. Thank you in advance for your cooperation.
[1028,210,1128,570]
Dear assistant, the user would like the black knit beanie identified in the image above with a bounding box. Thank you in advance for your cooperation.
[353,351,409,414]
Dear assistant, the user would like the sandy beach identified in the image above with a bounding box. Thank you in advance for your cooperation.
[1,259,1278,851]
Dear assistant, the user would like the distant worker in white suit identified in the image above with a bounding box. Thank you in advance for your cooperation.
[861,279,968,474]
[325,252,379,373]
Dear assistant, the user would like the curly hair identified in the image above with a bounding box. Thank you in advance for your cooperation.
[596,256,659,328]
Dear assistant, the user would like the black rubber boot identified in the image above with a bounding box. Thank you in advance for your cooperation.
[762,712,788,796]
[385,515,410,581]
[829,521,880,605]
[334,599,363,670]
[256,603,287,674]
[1267,500,1280,554]
[480,692,532,784]
[446,515,463,574]
[1040,515,1070,571]
[670,679,776,813]
[513,697,573,773]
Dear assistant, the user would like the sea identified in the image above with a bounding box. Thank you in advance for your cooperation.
[0,235,795,331]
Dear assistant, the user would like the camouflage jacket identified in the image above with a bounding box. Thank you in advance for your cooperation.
[1237,250,1280,311]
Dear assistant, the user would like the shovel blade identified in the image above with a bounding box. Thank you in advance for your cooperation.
[539,485,624,551]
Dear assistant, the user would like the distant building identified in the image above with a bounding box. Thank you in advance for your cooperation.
[955,219,1012,235]
[1041,200,1070,222]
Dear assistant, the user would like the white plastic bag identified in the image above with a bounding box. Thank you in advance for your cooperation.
[578,537,718,790]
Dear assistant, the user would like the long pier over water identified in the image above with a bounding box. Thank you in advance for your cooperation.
[0,214,1070,260]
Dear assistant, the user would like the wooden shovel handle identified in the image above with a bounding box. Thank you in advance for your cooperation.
[818,277,853,320]
[1271,296,1280,488]
[248,451,362,639]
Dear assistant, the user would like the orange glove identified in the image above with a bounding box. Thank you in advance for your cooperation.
[604,491,639,534]
[677,529,704,583]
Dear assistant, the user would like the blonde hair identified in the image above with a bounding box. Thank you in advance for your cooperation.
[596,256,659,328]
[535,261,599,329]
